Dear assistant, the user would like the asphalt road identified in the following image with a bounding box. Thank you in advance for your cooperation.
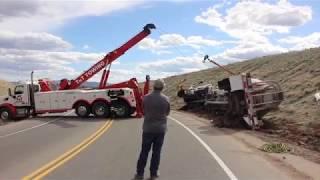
[0,111,294,180]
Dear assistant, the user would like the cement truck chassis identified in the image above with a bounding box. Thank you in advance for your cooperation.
[178,56,284,129]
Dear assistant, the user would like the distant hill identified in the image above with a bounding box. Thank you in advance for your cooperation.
[80,81,100,88]
[0,80,13,96]
[163,47,320,151]
[43,80,100,89]
[0,80,101,95]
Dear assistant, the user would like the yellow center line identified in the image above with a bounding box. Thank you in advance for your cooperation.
[23,119,114,180]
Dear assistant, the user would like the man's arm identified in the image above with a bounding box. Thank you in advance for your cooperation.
[142,96,146,114]
[166,97,170,116]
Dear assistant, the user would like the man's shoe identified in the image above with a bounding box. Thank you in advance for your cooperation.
[149,174,159,180]
[132,174,144,180]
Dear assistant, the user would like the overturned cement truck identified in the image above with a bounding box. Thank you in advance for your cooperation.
[177,55,284,129]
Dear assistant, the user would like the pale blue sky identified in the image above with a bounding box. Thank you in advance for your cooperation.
[0,0,319,83]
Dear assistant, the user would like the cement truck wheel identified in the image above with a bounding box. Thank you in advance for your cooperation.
[177,89,185,97]
[75,102,90,118]
[0,108,12,121]
[92,101,110,118]
[113,100,130,118]
[223,92,245,127]
[227,93,252,129]
[230,92,245,116]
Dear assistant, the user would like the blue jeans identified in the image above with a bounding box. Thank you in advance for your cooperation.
[136,132,165,176]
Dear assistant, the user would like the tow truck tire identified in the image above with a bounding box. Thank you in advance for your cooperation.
[75,102,90,118]
[92,101,110,118]
[112,100,130,118]
[0,108,12,121]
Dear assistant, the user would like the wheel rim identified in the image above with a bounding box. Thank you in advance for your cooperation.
[95,106,105,116]
[116,106,126,117]
[1,111,9,120]
[78,106,87,116]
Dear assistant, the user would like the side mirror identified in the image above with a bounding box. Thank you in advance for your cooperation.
[8,88,12,96]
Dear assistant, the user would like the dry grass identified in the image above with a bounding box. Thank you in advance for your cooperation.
[163,47,320,151]
[0,80,12,96]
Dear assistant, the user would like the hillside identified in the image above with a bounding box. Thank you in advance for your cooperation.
[0,80,12,96]
[163,47,320,151]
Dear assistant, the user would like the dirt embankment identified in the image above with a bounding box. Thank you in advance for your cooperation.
[163,47,320,153]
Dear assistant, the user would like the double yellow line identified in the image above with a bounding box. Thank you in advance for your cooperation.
[23,120,113,180]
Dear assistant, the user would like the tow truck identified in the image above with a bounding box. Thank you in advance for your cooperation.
[0,24,156,121]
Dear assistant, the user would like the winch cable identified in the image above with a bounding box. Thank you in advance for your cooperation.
[157,27,206,59]
[157,27,203,89]
[157,27,239,85]
[156,27,213,89]
[157,26,290,106]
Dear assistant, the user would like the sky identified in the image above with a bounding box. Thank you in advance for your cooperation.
[0,0,319,83]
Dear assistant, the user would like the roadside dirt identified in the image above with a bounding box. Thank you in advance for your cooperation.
[172,110,320,179]
[177,108,320,165]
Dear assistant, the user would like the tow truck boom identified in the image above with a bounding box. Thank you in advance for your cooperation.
[58,23,156,90]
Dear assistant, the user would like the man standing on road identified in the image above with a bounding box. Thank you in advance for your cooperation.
[134,79,170,180]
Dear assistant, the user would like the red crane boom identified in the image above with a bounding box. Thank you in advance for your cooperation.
[57,24,156,90]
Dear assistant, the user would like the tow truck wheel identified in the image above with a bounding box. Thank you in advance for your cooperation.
[75,103,90,118]
[92,101,110,118]
[112,100,130,118]
[0,108,12,121]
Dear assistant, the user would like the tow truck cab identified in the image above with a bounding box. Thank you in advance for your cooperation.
[0,83,39,120]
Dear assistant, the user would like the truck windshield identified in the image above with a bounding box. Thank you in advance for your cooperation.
[33,85,40,93]
[14,85,24,95]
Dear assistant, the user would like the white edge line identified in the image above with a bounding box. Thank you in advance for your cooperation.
[0,111,73,139]
[170,116,238,180]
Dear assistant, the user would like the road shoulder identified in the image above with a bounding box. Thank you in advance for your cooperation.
[170,110,320,180]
